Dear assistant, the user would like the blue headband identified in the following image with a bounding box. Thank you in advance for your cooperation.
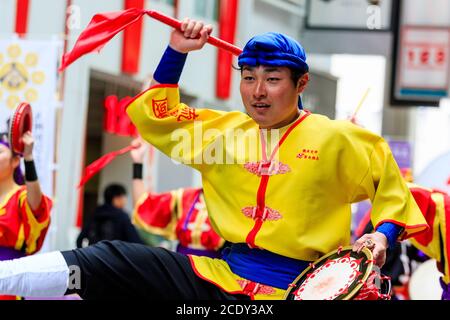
[238,32,309,73]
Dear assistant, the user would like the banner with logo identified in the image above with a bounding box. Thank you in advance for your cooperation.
[0,38,61,196]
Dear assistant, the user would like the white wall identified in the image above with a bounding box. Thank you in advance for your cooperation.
[0,0,15,34]
[28,0,66,36]
[331,54,385,135]
[413,102,450,176]
[402,0,450,26]
[55,59,90,250]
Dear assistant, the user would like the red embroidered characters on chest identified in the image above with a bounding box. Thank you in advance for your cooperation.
[297,149,319,161]
[152,98,169,119]
[152,98,198,122]
[174,104,199,122]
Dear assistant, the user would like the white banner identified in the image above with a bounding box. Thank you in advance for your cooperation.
[0,38,61,196]
[307,0,393,30]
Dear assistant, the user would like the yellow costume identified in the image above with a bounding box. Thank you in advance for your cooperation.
[127,85,428,299]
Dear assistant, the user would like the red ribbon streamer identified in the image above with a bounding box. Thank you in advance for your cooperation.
[61,8,146,71]
[60,8,242,71]
[77,145,137,188]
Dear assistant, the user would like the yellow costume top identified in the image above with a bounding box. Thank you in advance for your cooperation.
[126,85,428,299]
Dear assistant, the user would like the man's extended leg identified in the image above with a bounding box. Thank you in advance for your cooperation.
[1,240,246,300]
[0,251,69,297]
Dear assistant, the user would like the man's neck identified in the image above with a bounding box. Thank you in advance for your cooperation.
[264,109,302,130]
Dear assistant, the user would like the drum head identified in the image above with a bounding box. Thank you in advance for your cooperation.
[9,102,32,154]
[284,246,374,300]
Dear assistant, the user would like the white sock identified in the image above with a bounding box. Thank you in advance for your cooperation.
[0,251,69,297]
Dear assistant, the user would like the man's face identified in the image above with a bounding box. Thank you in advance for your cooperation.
[240,65,308,129]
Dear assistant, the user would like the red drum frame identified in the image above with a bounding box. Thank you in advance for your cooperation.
[9,102,32,155]
[284,246,391,300]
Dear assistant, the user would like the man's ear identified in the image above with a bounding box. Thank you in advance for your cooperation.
[297,73,309,94]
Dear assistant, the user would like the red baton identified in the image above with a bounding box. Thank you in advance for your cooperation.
[146,10,242,56]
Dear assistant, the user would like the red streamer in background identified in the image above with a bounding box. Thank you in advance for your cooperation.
[77,145,137,188]
[122,0,145,74]
[15,0,30,37]
[216,0,239,99]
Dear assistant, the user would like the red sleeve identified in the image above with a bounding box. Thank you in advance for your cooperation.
[409,187,436,246]
[29,195,53,222]
[133,191,178,239]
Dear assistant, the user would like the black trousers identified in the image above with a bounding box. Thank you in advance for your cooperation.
[62,240,249,300]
